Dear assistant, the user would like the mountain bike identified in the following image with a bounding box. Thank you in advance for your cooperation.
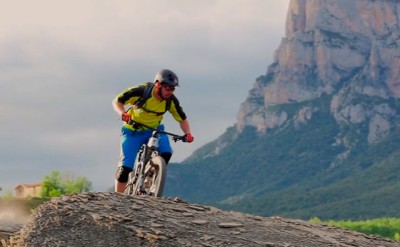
[124,121,187,197]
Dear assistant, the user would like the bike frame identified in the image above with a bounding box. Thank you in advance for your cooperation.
[125,121,185,197]
[134,131,161,194]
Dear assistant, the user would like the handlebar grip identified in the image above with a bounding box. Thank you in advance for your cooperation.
[172,136,187,142]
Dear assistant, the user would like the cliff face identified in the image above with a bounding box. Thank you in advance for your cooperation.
[237,0,400,146]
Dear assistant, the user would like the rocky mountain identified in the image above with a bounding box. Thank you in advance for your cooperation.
[237,0,400,144]
[2,192,399,247]
[164,0,400,220]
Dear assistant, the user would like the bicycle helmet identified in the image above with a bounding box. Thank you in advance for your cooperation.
[154,69,179,87]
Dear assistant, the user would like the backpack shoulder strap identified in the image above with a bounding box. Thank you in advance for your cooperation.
[134,82,172,115]
[143,82,154,99]
[165,96,172,112]
[133,82,154,109]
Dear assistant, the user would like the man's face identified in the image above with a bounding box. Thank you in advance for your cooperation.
[160,84,175,99]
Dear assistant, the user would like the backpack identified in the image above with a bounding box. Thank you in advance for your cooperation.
[133,82,171,116]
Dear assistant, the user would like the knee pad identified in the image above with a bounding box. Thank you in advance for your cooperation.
[115,166,133,183]
[160,152,172,164]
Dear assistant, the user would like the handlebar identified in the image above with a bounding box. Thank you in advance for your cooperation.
[127,120,188,142]
[153,128,187,142]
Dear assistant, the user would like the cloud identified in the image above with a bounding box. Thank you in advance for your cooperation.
[0,0,290,193]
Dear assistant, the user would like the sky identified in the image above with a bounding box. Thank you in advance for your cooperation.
[0,0,290,193]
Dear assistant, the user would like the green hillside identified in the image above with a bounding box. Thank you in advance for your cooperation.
[164,96,400,220]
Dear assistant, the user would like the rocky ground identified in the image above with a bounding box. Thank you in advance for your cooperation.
[1,192,399,247]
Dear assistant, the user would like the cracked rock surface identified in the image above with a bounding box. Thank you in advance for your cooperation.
[1,192,399,247]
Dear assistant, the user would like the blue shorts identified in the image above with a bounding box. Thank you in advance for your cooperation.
[118,124,172,169]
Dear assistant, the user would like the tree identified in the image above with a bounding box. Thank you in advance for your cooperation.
[63,176,92,194]
[41,171,64,197]
[41,170,93,198]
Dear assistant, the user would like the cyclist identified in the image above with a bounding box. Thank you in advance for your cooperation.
[112,69,194,193]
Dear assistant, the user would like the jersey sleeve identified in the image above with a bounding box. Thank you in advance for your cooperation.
[168,95,187,122]
[114,85,146,105]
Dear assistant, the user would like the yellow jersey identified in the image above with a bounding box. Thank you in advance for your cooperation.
[115,83,187,130]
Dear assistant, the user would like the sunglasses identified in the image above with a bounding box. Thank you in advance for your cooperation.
[163,84,176,92]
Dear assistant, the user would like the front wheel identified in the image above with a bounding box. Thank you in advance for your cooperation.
[124,173,134,195]
[124,163,141,196]
[146,156,167,197]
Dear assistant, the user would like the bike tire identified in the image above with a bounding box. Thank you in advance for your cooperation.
[124,178,134,196]
[124,165,140,196]
[123,172,133,195]
[149,156,167,197]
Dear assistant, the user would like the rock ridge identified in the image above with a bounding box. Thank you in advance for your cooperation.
[2,192,399,247]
